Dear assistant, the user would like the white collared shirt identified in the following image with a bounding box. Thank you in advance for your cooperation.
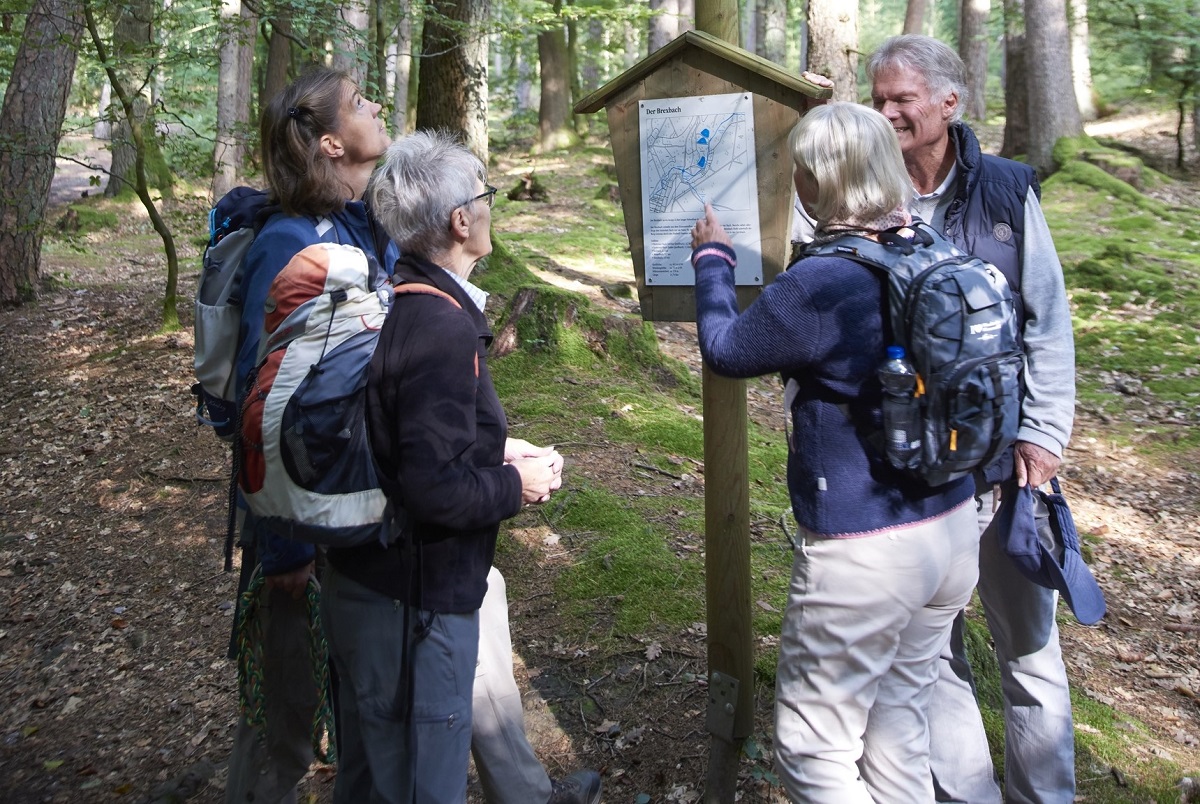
[440,268,489,314]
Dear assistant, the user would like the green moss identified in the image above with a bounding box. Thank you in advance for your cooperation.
[556,484,705,634]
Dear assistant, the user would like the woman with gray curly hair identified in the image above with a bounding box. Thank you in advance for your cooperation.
[320,130,564,803]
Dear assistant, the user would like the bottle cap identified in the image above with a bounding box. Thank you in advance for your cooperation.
[886,345,905,360]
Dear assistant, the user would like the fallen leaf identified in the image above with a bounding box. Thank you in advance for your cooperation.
[645,642,662,661]
[594,719,620,736]
[44,759,64,770]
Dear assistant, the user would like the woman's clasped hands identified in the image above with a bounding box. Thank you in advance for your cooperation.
[505,437,564,505]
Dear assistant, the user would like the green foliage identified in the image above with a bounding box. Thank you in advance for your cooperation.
[1043,145,1200,449]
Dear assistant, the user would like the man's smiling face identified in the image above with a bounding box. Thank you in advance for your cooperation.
[870,63,956,160]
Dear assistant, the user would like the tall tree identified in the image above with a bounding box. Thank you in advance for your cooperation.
[390,7,416,133]
[904,0,929,33]
[213,0,254,199]
[105,0,156,199]
[807,0,859,102]
[1025,0,1082,172]
[334,0,369,86]
[757,0,786,64]
[1068,0,1096,120]
[263,9,293,105]
[960,0,990,120]
[84,3,181,328]
[537,0,577,150]
[416,0,490,162]
[648,0,679,53]
[0,0,83,305]
[1000,0,1030,158]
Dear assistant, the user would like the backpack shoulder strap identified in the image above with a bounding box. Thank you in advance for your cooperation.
[393,282,463,309]
[800,222,939,276]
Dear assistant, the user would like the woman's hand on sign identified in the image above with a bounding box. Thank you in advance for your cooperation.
[691,203,732,250]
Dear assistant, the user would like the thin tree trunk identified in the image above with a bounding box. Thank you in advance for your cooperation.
[649,0,679,54]
[1068,0,1096,121]
[757,0,786,64]
[0,0,83,305]
[84,4,180,328]
[334,0,369,87]
[1000,0,1030,158]
[105,0,155,198]
[263,11,292,105]
[960,0,990,121]
[807,0,859,102]
[391,10,413,133]
[904,0,928,34]
[212,0,253,200]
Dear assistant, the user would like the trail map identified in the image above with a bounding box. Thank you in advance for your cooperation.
[639,93,762,286]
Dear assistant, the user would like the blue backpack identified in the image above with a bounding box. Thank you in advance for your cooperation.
[192,187,276,441]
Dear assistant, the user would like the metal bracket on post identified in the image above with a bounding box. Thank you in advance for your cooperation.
[705,670,739,743]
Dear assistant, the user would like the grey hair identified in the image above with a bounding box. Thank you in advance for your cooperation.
[788,102,912,225]
[867,35,968,125]
[366,130,486,257]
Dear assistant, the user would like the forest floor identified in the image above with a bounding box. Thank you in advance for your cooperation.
[0,105,1197,803]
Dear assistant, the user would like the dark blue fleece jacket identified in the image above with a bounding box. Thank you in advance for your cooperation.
[693,243,973,536]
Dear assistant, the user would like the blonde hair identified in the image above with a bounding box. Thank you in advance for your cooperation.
[788,103,912,226]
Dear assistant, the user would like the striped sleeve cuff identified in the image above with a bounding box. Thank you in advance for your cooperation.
[692,243,737,269]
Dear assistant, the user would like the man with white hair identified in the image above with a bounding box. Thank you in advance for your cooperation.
[865,35,1077,803]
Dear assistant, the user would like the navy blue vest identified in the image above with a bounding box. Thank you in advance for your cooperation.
[941,124,1038,483]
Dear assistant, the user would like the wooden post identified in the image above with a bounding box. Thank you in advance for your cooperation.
[702,364,753,803]
[693,2,753,802]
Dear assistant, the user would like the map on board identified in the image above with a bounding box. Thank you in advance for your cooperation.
[645,111,753,215]
[639,93,762,286]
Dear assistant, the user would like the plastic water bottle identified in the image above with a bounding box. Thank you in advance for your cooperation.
[878,345,922,469]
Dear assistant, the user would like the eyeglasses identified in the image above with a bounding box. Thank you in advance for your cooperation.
[464,184,497,209]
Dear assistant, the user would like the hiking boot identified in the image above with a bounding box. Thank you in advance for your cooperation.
[548,769,602,804]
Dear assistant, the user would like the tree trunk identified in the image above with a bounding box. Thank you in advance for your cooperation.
[537,3,578,152]
[105,0,155,199]
[1067,0,1096,121]
[390,9,414,133]
[212,0,254,200]
[960,0,990,121]
[84,4,181,328]
[678,0,695,34]
[648,0,679,54]
[807,0,859,102]
[904,0,928,34]
[624,19,640,67]
[0,0,83,305]
[263,11,292,105]
[95,81,113,140]
[743,0,756,53]
[757,0,786,64]
[416,0,490,163]
[580,18,604,93]
[1025,0,1082,173]
[368,0,387,100]
[1000,0,1030,158]
[334,0,369,87]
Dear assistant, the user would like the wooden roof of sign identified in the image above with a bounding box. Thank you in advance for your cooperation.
[575,30,830,115]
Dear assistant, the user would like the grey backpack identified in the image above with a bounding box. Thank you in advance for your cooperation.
[804,222,1024,486]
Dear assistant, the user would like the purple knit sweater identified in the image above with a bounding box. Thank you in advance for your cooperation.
[693,242,973,537]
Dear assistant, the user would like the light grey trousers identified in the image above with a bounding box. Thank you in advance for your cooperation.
[928,486,1075,804]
